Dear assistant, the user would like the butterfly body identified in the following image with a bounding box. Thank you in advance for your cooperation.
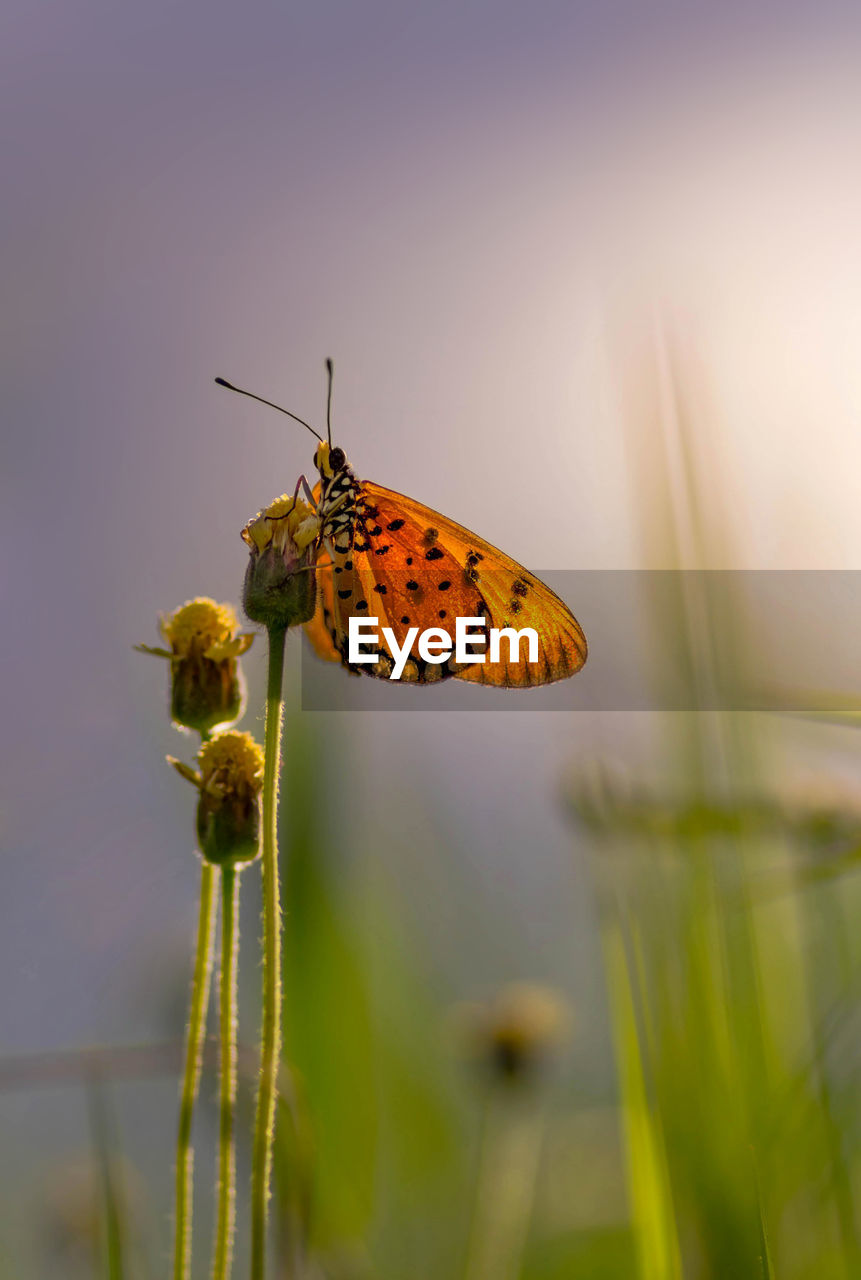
[304,441,587,687]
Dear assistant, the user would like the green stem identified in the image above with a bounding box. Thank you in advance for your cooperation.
[250,624,287,1279]
[213,865,240,1280]
[89,1075,126,1280]
[463,1089,546,1280]
[173,861,218,1280]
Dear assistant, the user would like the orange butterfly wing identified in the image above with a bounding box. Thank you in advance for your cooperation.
[303,480,586,687]
[302,538,342,664]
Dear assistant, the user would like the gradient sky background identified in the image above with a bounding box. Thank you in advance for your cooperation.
[3,0,861,1266]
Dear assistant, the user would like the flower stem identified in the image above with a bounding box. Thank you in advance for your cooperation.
[250,624,287,1279]
[173,860,218,1280]
[213,865,239,1280]
[463,1089,547,1280]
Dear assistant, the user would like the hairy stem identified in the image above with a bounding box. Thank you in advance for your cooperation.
[173,861,218,1280]
[213,865,239,1280]
[250,624,287,1279]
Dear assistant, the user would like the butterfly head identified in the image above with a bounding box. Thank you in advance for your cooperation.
[314,440,348,479]
[215,364,350,484]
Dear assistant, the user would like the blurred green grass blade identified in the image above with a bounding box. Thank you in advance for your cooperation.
[87,1075,126,1280]
[280,716,378,1245]
[751,1148,776,1280]
[756,690,861,728]
[350,873,468,1280]
[604,925,681,1280]
[273,1087,315,1276]
[521,1225,636,1279]
[277,715,467,1277]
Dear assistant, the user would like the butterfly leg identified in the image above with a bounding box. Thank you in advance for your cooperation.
[292,473,319,509]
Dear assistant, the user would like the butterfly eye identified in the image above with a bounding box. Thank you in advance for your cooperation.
[329,446,346,471]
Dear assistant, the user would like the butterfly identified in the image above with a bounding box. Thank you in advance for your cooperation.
[218,367,586,687]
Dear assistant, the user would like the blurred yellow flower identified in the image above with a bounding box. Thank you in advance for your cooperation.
[455,982,572,1083]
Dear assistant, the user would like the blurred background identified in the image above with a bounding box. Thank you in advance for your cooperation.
[3,1,861,1276]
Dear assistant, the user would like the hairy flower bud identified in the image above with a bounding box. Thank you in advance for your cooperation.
[136,598,253,734]
[241,494,319,630]
[170,731,265,867]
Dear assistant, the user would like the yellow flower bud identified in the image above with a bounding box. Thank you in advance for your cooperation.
[241,494,319,629]
[136,598,253,735]
[170,731,265,867]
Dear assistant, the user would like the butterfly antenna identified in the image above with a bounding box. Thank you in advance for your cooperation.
[214,376,323,442]
[325,358,334,447]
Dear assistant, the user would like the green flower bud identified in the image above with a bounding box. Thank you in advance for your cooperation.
[136,598,253,734]
[241,494,319,630]
[170,731,265,867]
